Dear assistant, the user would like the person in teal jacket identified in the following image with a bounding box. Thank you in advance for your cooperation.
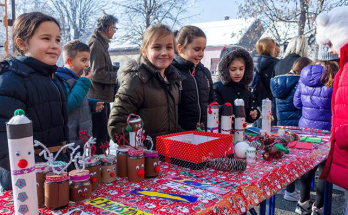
[56,40,104,150]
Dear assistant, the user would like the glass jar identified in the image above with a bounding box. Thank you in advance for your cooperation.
[117,147,129,178]
[99,155,117,183]
[69,170,92,202]
[44,172,69,210]
[35,162,49,207]
[80,157,101,192]
[144,150,160,178]
[127,149,145,182]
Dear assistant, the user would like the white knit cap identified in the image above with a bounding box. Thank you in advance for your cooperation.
[317,45,339,61]
[316,6,348,53]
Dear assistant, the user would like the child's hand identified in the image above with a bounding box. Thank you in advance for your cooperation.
[81,69,93,80]
[250,110,258,119]
[96,102,104,112]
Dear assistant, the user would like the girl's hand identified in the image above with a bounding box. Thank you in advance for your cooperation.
[250,110,258,119]
[96,102,104,112]
[81,69,93,80]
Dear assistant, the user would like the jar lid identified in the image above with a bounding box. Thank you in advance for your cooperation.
[128,149,144,156]
[144,150,158,157]
[35,162,49,173]
[79,157,101,167]
[45,172,68,183]
[98,154,117,165]
[69,169,90,182]
[49,161,67,172]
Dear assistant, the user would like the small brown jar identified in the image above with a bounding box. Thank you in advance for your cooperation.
[44,172,69,210]
[35,162,49,207]
[80,157,101,191]
[99,155,117,183]
[69,170,92,202]
[117,147,129,178]
[127,149,145,182]
[144,150,160,178]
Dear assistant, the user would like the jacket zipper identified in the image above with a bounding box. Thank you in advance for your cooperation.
[50,74,65,125]
[191,66,201,124]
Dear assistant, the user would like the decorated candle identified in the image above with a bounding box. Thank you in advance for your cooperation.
[207,102,219,133]
[262,98,272,134]
[234,99,246,142]
[6,109,39,215]
[220,102,233,134]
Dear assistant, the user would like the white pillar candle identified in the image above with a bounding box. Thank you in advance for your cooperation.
[261,98,272,134]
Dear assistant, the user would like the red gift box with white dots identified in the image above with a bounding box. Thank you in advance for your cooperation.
[156,131,233,164]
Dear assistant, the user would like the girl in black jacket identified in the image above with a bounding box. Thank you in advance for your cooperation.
[172,26,215,131]
[214,46,260,123]
[0,12,69,191]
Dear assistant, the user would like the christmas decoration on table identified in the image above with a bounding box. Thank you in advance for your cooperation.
[98,141,117,183]
[78,131,100,191]
[6,109,38,215]
[245,127,260,136]
[35,162,49,207]
[205,148,247,172]
[127,148,145,182]
[234,99,247,142]
[114,129,131,178]
[69,169,92,202]
[207,102,219,133]
[220,102,233,134]
[262,143,287,161]
[245,136,262,149]
[126,114,145,148]
[144,136,160,178]
[261,98,272,134]
[234,141,250,159]
[245,147,256,164]
[33,140,80,210]
[157,131,233,170]
[131,189,199,203]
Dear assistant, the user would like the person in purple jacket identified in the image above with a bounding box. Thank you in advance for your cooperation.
[293,45,339,215]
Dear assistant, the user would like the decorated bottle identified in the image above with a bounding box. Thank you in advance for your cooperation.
[69,169,92,202]
[127,149,145,182]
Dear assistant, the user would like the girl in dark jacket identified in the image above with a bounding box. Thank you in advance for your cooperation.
[0,12,69,191]
[213,46,259,123]
[270,56,312,203]
[172,26,214,131]
[293,46,339,215]
[108,24,184,148]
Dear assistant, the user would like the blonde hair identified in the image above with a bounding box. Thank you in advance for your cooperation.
[140,24,175,61]
[283,35,308,58]
[256,37,276,56]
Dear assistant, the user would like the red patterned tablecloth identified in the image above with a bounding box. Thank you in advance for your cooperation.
[0,126,331,215]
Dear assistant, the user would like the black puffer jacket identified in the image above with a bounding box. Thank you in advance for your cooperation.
[108,57,185,148]
[274,53,300,76]
[0,57,69,191]
[252,54,278,103]
[172,55,214,131]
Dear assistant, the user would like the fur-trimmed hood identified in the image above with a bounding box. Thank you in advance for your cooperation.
[217,46,253,85]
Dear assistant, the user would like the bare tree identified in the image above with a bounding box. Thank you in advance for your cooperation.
[238,0,348,45]
[49,0,106,44]
[114,0,199,45]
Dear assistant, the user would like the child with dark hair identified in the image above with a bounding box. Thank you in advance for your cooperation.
[171,25,214,131]
[0,12,68,191]
[213,46,260,123]
[293,45,339,215]
[56,40,104,150]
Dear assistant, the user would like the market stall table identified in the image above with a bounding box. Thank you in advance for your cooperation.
[0,126,331,215]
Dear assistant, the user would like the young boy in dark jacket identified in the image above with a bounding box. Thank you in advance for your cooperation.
[56,40,104,150]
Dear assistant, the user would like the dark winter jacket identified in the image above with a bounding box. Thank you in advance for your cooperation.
[252,54,278,104]
[270,74,301,126]
[274,53,301,77]
[0,56,69,191]
[108,57,185,148]
[293,65,333,131]
[171,55,214,131]
[87,30,118,102]
[214,46,259,123]
[56,67,98,149]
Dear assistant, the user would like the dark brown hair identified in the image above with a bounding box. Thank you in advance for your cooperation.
[12,12,60,55]
[175,25,206,54]
[63,39,90,63]
[291,57,313,75]
[316,60,339,88]
[96,12,118,33]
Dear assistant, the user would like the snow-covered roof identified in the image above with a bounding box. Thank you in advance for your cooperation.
[192,18,257,47]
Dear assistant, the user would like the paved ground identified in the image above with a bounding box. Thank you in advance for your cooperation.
[252,179,345,215]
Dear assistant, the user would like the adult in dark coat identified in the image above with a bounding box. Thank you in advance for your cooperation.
[0,57,69,191]
[172,55,214,131]
[87,12,118,154]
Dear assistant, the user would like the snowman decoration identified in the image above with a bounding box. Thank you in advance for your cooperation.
[220,102,233,134]
[207,102,219,133]
[6,109,38,215]
[126,114,145,148]
[234,99,246,142]
[261,98,272,134]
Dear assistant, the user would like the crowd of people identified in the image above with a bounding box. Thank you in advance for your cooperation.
[0,5,348,215]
